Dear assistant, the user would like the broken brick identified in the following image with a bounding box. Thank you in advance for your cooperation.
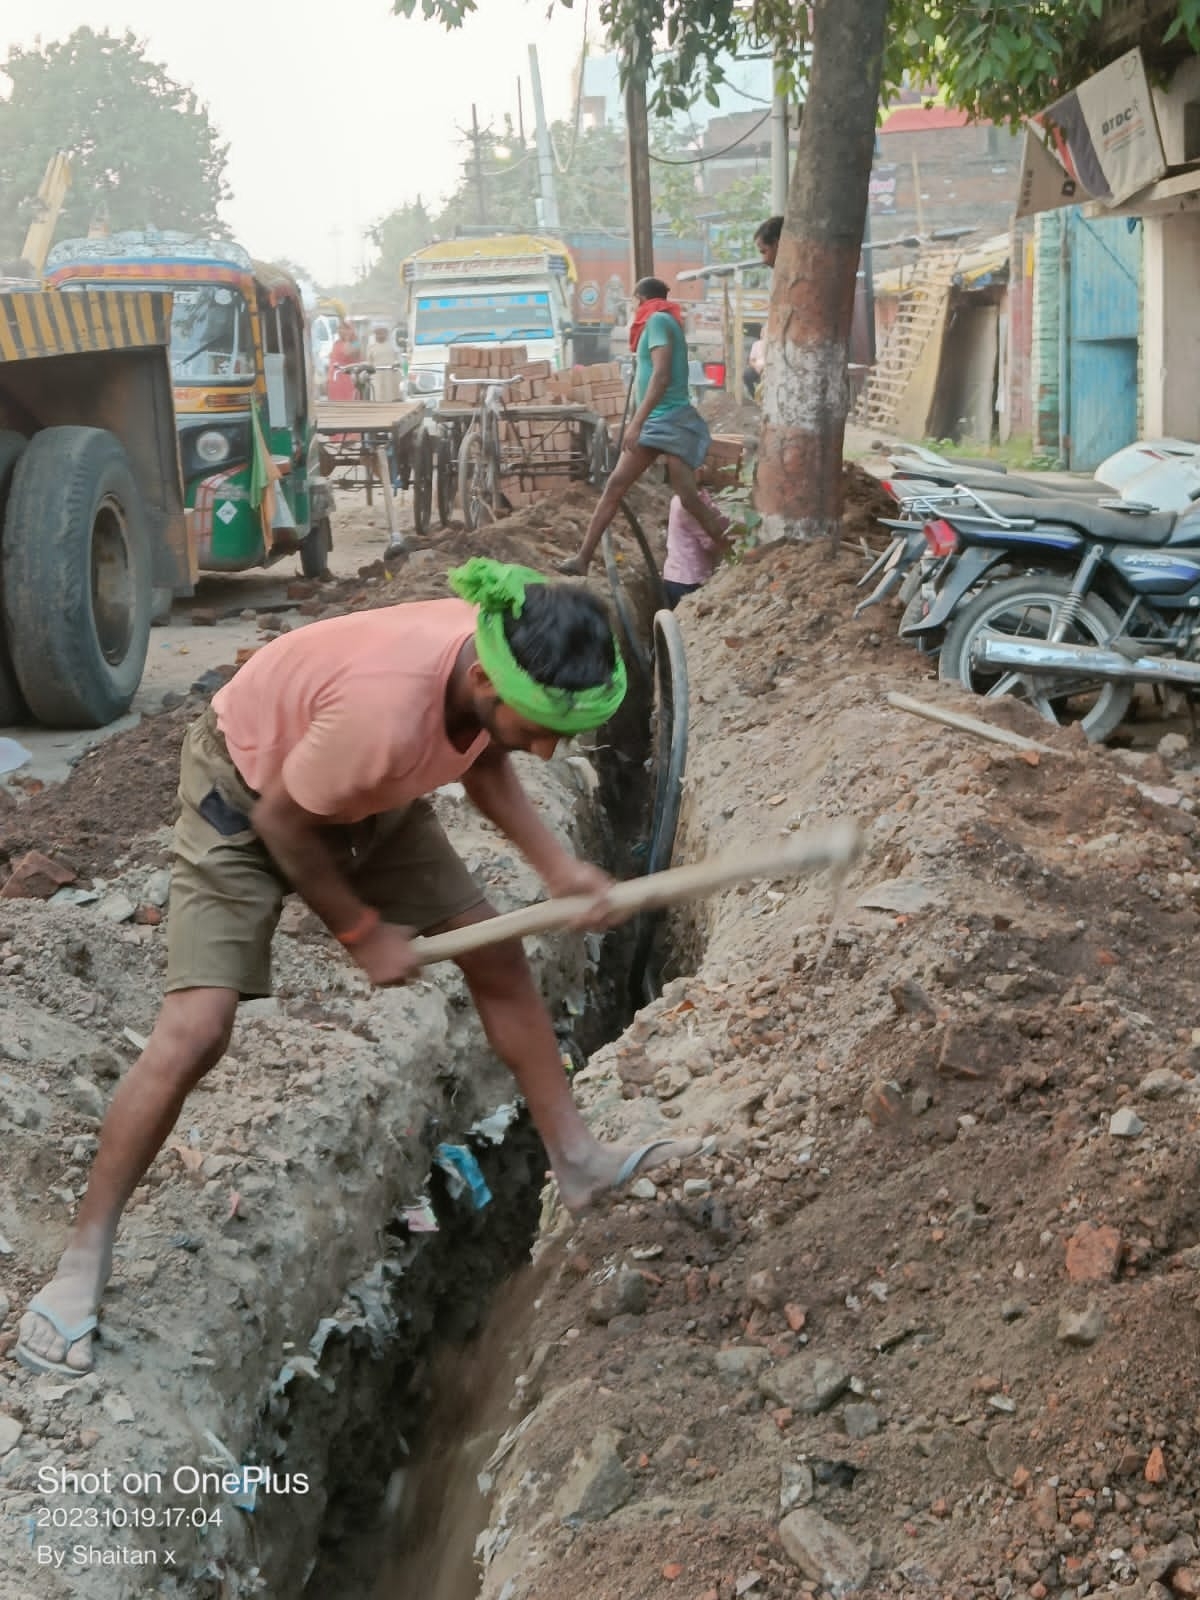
[1,850,76,900]
[1065,1223,1123,1284]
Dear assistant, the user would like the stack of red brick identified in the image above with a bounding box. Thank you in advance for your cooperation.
[441,346,628,427]
[550,362,628,429]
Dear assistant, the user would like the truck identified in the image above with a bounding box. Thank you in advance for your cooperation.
[0,284,191,728]
[401,234,575,401]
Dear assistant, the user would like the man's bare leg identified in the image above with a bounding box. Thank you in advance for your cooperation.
[18,988,238,1373]
[558,445,660,575]
[665,453,728,540]
[451,907,705,1211]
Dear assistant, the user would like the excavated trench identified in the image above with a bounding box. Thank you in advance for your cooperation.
[221,554,672,1600]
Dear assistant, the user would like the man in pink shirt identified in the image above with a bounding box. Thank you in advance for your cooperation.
[17,560,707,1378]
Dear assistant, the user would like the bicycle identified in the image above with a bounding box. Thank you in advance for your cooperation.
[333,362,405,403]
[449,373,522,532]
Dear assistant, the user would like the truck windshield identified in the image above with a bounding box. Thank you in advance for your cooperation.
[414,290,554,347]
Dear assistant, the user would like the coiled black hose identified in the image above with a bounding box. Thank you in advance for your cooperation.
[628,608,689,1006]
[601,503,667,687]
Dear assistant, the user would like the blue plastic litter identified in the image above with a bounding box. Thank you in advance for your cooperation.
[434,1143,492,1210]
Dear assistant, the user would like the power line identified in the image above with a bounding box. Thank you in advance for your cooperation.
[551,0,591,176]
[648,109,771,167]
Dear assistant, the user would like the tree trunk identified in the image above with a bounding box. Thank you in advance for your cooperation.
[757,0,888,545]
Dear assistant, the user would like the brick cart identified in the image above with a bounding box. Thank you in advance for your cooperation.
[432,344,628,530]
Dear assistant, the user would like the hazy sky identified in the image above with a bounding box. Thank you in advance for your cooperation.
[2,0,590,282]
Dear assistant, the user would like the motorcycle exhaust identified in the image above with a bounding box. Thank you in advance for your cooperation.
[974,633,1200,688]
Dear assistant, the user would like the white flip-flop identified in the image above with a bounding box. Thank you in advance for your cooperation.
[14,1296,98,1379]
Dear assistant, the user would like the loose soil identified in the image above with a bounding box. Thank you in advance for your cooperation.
[10,464,1200,1600]
[402,536,1200,1600]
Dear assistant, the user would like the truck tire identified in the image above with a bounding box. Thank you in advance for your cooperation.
[0,431,30,724]
[3,427,152,728]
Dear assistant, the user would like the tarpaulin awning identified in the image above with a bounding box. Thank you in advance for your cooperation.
[1016,46,1168,218]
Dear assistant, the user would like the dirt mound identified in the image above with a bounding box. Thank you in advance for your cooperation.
[0,704,193,880]
[842,462,895,547]
[446,537,1200,1600]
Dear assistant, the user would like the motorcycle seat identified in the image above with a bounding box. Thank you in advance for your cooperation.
[979,493,1179,545]
[891,461,1106,500]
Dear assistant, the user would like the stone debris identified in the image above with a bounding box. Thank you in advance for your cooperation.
[553,1428,634,1524]
[1057,1301,1106,1347]
[1109,1106,1146,1138]
[779,1508,872,1592]
[96,891,137,924]
[759,1354,851,1416]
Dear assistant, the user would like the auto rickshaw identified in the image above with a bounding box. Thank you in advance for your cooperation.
[45,231,334,579]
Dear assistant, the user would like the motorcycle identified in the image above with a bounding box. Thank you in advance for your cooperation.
[901,489,1200,741]
[856,437,1200,630]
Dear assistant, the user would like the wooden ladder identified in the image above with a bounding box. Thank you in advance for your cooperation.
[854,249,960,430]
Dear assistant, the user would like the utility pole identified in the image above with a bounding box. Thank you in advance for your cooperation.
[528,45,561,230]
[471,104,487,224]
[770,53,790,215]
[624,45,654,283]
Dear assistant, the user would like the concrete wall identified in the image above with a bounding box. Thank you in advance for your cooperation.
[1031,211,1063,458]
[1005,222,1036,441]
[1142,210,1200,437]
[871,124,1022,246]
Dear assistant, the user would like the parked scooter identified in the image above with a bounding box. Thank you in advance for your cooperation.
[902,489,1200,741]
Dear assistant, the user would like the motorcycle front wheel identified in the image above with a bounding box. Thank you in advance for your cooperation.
[938,573,1132,743]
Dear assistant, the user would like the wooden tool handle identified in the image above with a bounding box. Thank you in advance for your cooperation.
[409,820,864,967]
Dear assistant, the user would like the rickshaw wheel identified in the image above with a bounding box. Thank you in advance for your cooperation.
[435,433,454,527]
[412,432,434,537]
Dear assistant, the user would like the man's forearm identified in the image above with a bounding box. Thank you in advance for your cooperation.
[463,756,573,883]
[251,808,366,936]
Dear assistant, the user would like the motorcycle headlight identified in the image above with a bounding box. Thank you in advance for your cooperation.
[195,429,232,466]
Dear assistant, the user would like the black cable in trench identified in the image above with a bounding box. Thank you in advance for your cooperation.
[628,608,689,1006]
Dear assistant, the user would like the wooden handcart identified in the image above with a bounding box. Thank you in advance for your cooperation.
[315,399,451,553]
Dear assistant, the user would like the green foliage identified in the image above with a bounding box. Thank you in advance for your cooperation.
[0,27,230,258]
[392,0,1200,131]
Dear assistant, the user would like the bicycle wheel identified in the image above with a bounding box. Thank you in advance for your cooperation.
[458,424,499,532]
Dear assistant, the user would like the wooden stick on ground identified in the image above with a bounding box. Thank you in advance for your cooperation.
[410,821,865,967]
[886,691,1058,755]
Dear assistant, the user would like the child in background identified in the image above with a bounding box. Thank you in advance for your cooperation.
[662,483,736,608]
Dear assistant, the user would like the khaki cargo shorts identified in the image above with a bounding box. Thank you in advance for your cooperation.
[167,707,485,997]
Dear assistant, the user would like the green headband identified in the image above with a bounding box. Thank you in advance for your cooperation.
[447,558,627,734]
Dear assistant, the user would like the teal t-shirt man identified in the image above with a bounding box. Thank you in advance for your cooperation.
[636,310,691,419]
[559,275,728,577]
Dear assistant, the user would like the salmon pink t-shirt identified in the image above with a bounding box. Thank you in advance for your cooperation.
[212,599,490,822]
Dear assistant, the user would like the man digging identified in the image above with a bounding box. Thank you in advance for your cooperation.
[17,560,708,1378]
[557,276,727,577]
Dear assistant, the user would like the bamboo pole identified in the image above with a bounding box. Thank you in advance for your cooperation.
[886,691,1057,754]
[410,822,864,967]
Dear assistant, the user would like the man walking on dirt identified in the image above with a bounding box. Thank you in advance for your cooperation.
[558,277,727,577]
[17,561,708,1378]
